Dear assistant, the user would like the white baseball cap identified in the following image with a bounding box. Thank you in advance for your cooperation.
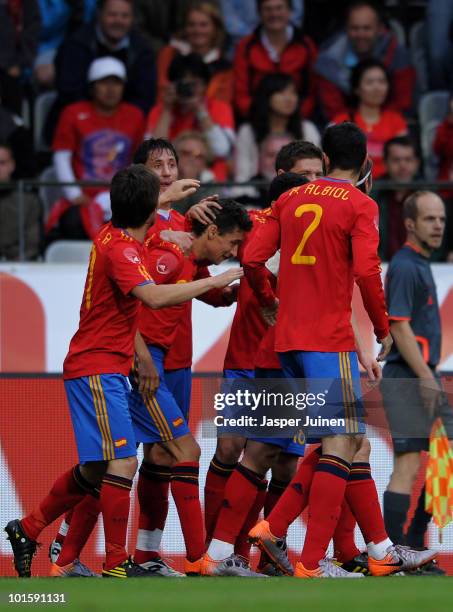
[87,57,127,83]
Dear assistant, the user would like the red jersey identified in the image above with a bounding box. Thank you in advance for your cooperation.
[53,101,145,197]
[139,240,197,350]
[244,178,389,353]
[147,208,193,370]
[224,209,277,370]
[255,325,281,370]
[63,224,154,379]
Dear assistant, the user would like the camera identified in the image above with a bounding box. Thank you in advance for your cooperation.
[176,80,195,99]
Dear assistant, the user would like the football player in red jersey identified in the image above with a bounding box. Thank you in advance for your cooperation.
[47,138,232,577]
[203,143,325,555]
[244,122,436,578]
[5,165,243,579]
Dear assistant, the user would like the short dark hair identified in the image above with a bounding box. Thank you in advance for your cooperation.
[256,0,292,12]
[268,172,309,203]
[98,0,133,12]
[275,140,323,173]
[168,52,210,84]
[110,164,160,229]
[383,135,418,160]
[350,58,390,108]
[346,1,383,23]
[191,198,253,237]
[322,122,367,173]
[133,138,179,166]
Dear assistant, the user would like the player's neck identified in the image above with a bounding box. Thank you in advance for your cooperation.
[191,237,205,260]
[406,235,431,258]
[124,226,148,243]
[327,169,357,183]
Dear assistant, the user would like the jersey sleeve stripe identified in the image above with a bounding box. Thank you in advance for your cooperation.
[95,375,116,461]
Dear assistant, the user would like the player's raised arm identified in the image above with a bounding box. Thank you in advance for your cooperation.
[131,267,243,309]
[351,197,392,358]
[243,211,281,308]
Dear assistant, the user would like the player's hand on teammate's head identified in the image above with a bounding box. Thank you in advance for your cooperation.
[211,267,244,289]
[159,179,200,206]
[187,196,221,225]
[161,229,194,255]
[376,333,393,362]
[261,298,279,326]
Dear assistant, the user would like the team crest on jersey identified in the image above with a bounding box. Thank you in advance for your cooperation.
[156,255,170,274]
[123,247,141,264]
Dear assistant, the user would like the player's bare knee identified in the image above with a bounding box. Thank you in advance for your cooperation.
[322,434,359,462]
[394,452,421,485]
[215,436,245,464]
[79,461,107,486]
[164,435,200,463]
[272,452,298,481]
[150,443,174,467]
[243,441,278,474]
[108,455,138,479]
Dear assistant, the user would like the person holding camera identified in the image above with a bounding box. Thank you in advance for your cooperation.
[145,53,235,180]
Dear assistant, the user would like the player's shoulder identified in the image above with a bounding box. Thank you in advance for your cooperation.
[145,237,185,260]
[249,207,273,224]
[95,224,143,261]
[349,187,378,211]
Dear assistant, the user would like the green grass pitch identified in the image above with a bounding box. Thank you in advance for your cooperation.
[0,577,451,612]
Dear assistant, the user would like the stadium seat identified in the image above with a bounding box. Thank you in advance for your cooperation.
[389,18,406,46]
[44,240,92,264]
[38,166,64,219]
[418,91,450,129]
[34,91,57,152]
[421,119,441,180]
[409,21,429,93]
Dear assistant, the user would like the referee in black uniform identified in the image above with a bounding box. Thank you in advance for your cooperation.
[382,191,452,574]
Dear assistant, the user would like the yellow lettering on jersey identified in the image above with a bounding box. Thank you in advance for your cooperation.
[288,186,301,197]
[102,232,112,245]
[321,186,333,196]
[304,184,315,194]
[85,246,97,310]
[312,185,322,196]
[291,204,323,265]
[176,279,187,284]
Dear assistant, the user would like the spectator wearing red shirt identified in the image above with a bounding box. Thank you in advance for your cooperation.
[146,53,235,180]
[315,1,415,122]
[233,0,317,120]
[333,59,407,179]
[433,95,453,183]
[48,57,145,240]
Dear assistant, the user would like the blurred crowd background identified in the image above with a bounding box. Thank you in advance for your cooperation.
[1,0,453,263]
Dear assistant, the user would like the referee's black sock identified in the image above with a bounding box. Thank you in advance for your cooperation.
[383,490,410,545]
[406,486,431,548]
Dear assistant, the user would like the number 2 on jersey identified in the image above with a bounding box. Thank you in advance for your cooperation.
[291,204,323,265]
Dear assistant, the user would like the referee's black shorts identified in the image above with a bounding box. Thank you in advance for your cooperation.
[381,362,453,453]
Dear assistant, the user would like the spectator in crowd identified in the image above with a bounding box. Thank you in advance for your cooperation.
[0,0,41,114]
[333,59,407,179]
[146,52,235,180]
[174,131,216,182]
[47,0,155,140]
[426,0,453,90]
[233,0,317,120]
[157,1,233,104]
[235,72,320,184]
[373,136,421,261]
[433,95,453,184]
[315,1,415,121]
[0,84,36,178]
[235,132,293,208]
[220,0,304,49]
[34,0,97,90]
[46,56,145,242]
[0,144,41,260]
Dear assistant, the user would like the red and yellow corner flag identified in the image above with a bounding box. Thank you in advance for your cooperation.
[425,418,453,542]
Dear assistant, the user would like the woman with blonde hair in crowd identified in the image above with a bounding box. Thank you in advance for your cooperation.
[157,1,233,104]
